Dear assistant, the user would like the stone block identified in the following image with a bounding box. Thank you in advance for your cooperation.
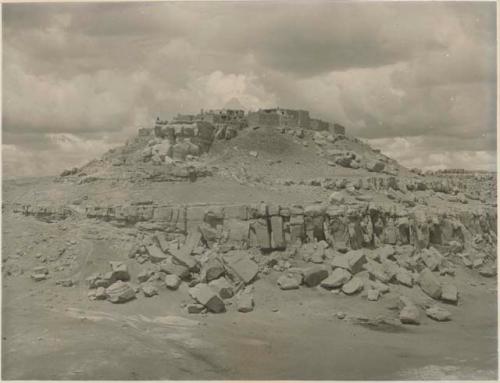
[418,268,442,299]
[303,265,329,287]
[189,283,225,313]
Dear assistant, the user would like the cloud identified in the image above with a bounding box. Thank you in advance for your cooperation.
[2,1,496,176]
[366,136,496,171]
[2,135,114,177]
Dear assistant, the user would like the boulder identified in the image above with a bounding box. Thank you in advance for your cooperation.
[310,252,324,264]
[147,244,168,263]
[441,284,458,304]
[106,281,136,303]
[472,258,484,269]
[329,192,345,205]
[165,274,181,290]
[198,223,218,246]
[342,277,364,295]
[200,258,225,282]
[364,261,391,283]
[31,273,47,282]
[225,219,250,248]
[396,270,413,287]
[420,247,443,271]
[345,250,367,273]
[331,250,366,274]
[370,280,390,294]
[277,275,300,290]
[189,283,225,313]
[479,265,497,277]
[141,282,159,297]
[109,261,130,282]
[170,232,201,271]
[381,259,399,280]
[154,232,171,253]
[372,245,395,262]
[425,306,451,322]
[320,268,351,289]
[366,160,385,173]
[138,266,157,283]
[303,265,329,287]
[237,291,254,313]
[225,254,259,285]
[335,155,354,168]
[187,304,205,314]
[208,277,234,299]
[330,254,351,271]
[159,260,190,280]
[86,272,112,289]
[418,268,442,299]
[400,305,420,325]
[95,287,107,300]
[287,268,304,285]
[367,289,380,301]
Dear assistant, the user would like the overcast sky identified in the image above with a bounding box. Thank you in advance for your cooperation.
[2,1,497,177]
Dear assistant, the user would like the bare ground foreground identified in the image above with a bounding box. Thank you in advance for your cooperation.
[2,212,497,380]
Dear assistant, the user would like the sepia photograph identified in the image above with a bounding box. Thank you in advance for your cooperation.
[1,0,497,380]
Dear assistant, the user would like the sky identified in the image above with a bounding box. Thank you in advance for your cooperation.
[2,1,497,177]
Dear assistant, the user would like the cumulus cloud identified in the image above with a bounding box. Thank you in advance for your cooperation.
[2,1,496,176]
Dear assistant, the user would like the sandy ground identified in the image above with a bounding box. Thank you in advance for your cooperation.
[1,213,497,380]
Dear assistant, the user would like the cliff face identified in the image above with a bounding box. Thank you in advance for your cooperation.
[10,197,497,260]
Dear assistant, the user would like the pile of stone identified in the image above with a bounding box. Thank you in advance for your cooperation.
[86,230,260,313]
[272,242,463,325]
[84,216,491,324]
[87,261,137,303]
